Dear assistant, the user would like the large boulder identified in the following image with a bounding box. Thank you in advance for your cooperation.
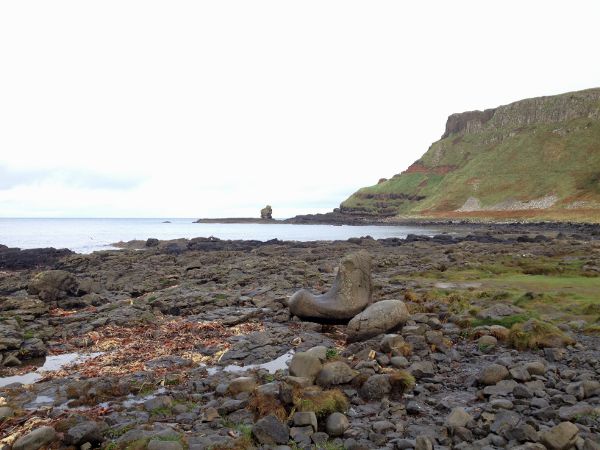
[261,205,273,219]
[289,251,372,322]
[28,270,79,302]
[13,426,57,450]
[346,300,409,342]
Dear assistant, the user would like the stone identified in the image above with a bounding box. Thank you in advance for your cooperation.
[28,270,78,302]
[408,361,435,379]
[227,377,257,395]
[446,407,472,430]
[415,435,434,450]
[478,363,509,385]
[490,410,520,435]
[0,406,14,419]
[483,379,518,396]
[144,395,173,411]
[525,360,546,375]
[325,412,349,437]
[505,424,539,443]
[360,374,391,401]
[558,402,593,421]
[390,356,410,369]
[65,421,104,446]
[477,335,497,352]
[306,345,328,361]
[293,411,318,431]
[261,205,273,220]
[346,300,409,342]
[510,365,532,382]
[540,421,579,450]
[289,352,323,382]
[316,361,356,387]
[380,334,405,353]
[13,426,57,450]
[288,251,372,322]
[252,415,290,445]
[147,441,183,450]
[582,380,600,398]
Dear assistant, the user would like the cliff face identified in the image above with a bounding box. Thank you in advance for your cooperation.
[340,88,600,222]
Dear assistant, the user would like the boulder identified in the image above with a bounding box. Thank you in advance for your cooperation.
[65,421,105,446]
[360,374,392,401]
[315,361,357,387]
[13,426,56,450]
[346,300,409,342]
[252,415,289,445]
[446,407,472,430]
[288,251,372,322]
[289,352,323,382]
[325,412,349,437]
[541,421,579,450]
[28,270,78,302]
[227,377,257,395]
[478,363,509,385]
[261,205,273,219]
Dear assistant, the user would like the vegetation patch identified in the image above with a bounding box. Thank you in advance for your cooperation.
[509,319,575,350]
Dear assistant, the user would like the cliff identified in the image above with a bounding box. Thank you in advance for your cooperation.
[340,87,600,222]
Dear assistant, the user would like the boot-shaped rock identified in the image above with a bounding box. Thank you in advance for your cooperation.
[288,250,372,322]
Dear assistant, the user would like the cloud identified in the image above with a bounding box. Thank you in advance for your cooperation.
[0,165,143,191]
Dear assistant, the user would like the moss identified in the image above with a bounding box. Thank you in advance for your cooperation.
[583,324,600,335]
[294,387,349,419]
[150,406,173,417]
[471,313,531,329]
[388,370,415,398]
[326,348,338,359]
[247,391,287,421]
[509,319,575,350]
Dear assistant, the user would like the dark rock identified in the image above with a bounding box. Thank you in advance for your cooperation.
[289,251,372,322]
[252,415,290,445]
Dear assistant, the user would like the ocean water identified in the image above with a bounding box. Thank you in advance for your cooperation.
[0,218,439,254]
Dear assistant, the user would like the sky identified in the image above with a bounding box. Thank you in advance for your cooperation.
[1,1,599,218]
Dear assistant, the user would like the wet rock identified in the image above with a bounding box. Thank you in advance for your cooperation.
[289,352,323,382]
[478,363,509,385]
[13,426,57,450]
[316,361,357,387]
[346,300,409,342]
[289,251,372,322]
[28,270,78,302]
[326,412,349,437]
[252,415,290,445]
[541,421,579,450]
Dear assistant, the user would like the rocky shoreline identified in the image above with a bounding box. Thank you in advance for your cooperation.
[1,225,599,449]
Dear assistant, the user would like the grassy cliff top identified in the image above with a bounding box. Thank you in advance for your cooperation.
[341,88,600,222]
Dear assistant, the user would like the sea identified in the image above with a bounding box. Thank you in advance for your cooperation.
[0,218,439,254]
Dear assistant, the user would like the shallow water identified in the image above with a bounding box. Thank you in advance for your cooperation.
[208,350,295,375]
[0,352,102,388]
[0,218,439,253]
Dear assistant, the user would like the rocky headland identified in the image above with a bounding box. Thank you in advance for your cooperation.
[0,225,599,449]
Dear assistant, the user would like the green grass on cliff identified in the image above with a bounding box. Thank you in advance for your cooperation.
[341,89,600,221]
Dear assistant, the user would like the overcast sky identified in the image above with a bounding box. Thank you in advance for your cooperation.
[1,1,599,218]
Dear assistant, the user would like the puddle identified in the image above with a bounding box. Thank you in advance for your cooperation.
[435,282,482,290]
[0,352,102,388]
[122,387,166,408]
[207,350,294,375]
